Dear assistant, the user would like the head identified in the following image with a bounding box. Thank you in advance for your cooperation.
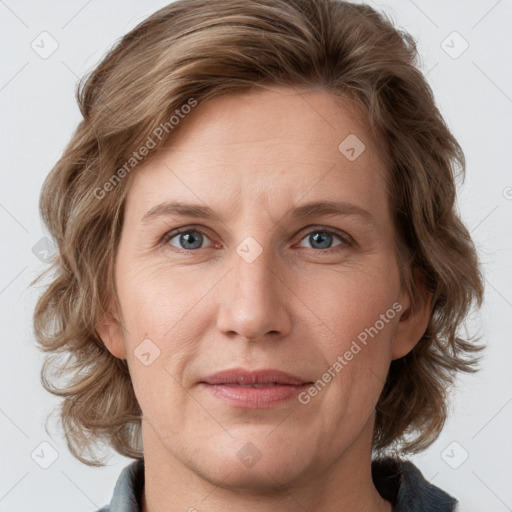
[33,0,484,482]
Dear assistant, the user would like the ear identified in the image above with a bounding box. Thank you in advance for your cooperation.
[96,298,127,360]
[391,269,433,360]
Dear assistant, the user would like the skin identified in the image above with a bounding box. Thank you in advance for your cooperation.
[97,85,432,512]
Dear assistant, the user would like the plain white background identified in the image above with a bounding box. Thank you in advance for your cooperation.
[1,0,511,510]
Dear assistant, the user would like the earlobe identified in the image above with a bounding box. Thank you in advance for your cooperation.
[96,304,127,360]
[391,272,433,360]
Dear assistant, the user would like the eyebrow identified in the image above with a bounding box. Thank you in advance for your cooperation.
[141,200,374,225]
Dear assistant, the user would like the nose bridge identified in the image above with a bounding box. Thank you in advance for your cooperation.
[235,234,275,298]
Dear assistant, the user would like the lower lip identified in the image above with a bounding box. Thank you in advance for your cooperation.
[201,383,310,408]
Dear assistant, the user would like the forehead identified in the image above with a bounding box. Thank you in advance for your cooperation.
[124,86,390,222]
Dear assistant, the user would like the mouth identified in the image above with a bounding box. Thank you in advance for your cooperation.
[199,368,313,408]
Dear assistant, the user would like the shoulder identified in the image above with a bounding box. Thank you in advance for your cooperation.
[372,456,458,511]
[93,458,145,512]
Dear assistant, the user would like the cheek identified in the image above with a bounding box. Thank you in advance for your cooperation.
[116,257,223,378]
[116,257,206,339]
[297,258,399,353]
[304,285,398,431]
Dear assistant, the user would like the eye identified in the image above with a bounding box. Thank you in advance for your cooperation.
[296,228,350,251]
[161,226,351,254]
[165,228,213,252]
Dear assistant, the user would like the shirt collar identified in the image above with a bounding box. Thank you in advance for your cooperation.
[108,458,144,512]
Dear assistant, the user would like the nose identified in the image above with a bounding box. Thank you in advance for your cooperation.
[215,238,292,343]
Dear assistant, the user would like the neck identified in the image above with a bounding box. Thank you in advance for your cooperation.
[140,416,392,512]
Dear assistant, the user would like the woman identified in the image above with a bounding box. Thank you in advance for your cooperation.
[33,0,484,510]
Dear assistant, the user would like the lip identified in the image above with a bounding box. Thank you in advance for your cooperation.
[202,368,309,386]
[200,368,312,408]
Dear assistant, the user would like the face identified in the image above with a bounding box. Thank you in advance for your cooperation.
[99,86,430,491]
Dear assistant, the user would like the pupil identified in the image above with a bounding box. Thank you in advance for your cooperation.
[311,232,331,249]
[181,231,202,249]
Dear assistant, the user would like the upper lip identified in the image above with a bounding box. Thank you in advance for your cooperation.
[201,368,311,386]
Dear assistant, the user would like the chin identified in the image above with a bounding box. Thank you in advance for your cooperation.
[199,458,307,495]
[189,434,316,493]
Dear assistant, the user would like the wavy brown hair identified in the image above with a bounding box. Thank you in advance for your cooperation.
[32,0,485,466]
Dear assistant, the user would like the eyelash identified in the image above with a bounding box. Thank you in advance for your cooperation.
[160,225,353,255]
